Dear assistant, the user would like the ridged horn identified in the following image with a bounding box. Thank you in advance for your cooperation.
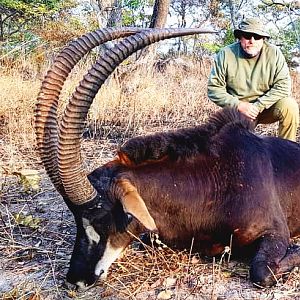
[34,27,143,198]
[57,27,216,205]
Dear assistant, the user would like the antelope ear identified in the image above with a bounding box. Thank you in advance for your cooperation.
[117,179,157,231]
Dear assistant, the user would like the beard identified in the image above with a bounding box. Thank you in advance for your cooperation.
[240,44,262,58]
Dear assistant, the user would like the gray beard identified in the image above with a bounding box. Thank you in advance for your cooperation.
[240,44,261,58]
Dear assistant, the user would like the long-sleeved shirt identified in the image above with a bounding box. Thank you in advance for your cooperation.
[207,41,291,112]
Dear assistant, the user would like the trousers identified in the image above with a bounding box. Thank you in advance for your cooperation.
[256,97,299,142]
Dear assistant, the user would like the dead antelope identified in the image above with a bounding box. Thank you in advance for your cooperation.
[35,27,300,289]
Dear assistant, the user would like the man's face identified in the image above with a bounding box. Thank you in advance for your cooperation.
[239,32,264,57]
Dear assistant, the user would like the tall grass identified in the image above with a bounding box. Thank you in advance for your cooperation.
[88,60,214,139]
[0,57,214,170]
[1,54,300,172]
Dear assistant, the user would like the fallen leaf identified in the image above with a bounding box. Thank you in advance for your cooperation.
[67,290,77,298]
[14,212,41,229]
[28,293,41,300]
[164,276,177,288]
[222,271,232,278]
[14,169,41,192]
[157,289,173,299]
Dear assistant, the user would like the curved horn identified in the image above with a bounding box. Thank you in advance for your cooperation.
[57,28,216,205]
[34,27,143,198]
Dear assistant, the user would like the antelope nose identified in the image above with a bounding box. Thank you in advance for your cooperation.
[66,271,98,290]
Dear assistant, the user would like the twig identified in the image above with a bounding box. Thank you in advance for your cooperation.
[228,234,233,263]
[186,237,195,274]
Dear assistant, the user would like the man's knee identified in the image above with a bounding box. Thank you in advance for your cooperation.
[275,97,299,125]
[274,97,299,141]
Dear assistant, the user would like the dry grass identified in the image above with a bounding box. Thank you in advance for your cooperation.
[1,56,300,299]
[0,75,38,151]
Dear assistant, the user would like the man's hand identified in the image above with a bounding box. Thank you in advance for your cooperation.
[237,102,260,120]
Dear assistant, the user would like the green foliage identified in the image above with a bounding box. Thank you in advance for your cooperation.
[122,0,153,26]
[199,29,235,55]
[201,42,221,54]
[222,28,235,47]
[273,21,300,65]
[1,0,65,18]
[0,0,77,41]
[124,0,144,9]
[0,0,84,65]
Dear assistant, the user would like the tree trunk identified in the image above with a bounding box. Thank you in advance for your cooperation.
[0,13,3,41]
[149,0,170,28]
[139,0,170,60]
[107,0,122,27]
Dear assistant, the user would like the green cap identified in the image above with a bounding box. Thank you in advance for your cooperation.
[234,18,270,39]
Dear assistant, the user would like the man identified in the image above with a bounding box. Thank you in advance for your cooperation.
[207,17,299,141]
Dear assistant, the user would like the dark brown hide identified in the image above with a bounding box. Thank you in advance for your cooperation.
[118,108,255,166]
[89,108,300,287]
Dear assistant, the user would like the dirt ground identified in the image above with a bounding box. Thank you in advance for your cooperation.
[1,118,300,300]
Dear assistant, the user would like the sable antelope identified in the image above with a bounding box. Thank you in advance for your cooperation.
[35,27,300,289]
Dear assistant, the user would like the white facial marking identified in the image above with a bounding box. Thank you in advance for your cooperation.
[95,238,125,279]
[82,218,100,244]
[86,226,100,244]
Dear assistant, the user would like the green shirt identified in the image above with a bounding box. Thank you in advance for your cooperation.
[207,41,291,112]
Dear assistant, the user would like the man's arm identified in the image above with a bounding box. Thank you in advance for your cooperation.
[208,50,259,120]
[253,47,291,112]
[207,50,240,108]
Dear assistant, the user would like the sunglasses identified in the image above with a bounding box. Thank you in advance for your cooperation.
[241,32,264,40]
